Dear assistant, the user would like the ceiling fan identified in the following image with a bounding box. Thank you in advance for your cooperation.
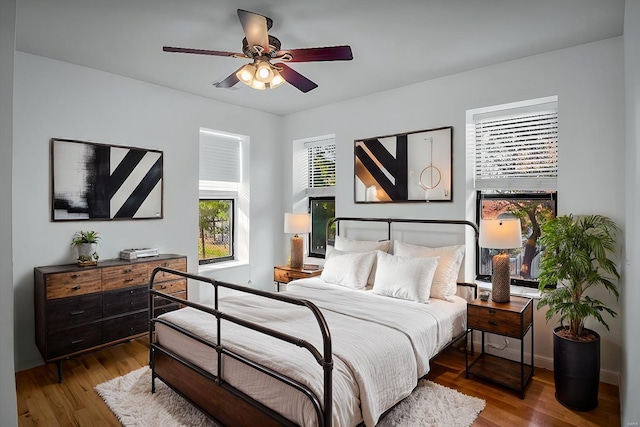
[163,9,353,93]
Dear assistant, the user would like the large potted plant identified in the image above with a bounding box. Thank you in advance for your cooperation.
[537,214,619,411]
[71,230,101,266]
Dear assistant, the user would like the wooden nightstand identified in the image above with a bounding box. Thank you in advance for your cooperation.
[465,295,534,398]
[273,265,322,291]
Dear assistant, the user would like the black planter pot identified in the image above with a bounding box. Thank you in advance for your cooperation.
[553,326,600,411]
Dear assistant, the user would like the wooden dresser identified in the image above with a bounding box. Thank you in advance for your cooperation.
[34,254,186,382]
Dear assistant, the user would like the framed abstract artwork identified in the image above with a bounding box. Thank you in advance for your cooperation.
[51,138,163,221]
[354,126,453,203]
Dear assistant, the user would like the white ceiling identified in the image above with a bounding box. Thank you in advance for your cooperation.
[15,0,625,116]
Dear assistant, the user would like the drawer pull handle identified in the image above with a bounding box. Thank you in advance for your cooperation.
[70,310,85,316]
[72,285,81,291]
[125,278,134,282]
[488,309,496,314]
[71,339,84,344]
[488,321,498,326]
[160,285,167,289]
[70,274,79,279]
[124,268,132,273]
[162,263,169,267]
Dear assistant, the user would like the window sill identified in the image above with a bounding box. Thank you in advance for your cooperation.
[475,279,541,299]
[198,260,249,275]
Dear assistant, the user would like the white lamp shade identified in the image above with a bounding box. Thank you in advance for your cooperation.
[479,218,522,249]
[284,213,311,235]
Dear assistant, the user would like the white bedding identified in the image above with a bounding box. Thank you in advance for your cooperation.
[155,278,467,427]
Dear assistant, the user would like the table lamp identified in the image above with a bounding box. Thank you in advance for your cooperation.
[479,218,522,303]
[284,212,311,269]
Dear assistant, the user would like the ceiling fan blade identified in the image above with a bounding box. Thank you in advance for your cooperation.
[237,9,271,53]
[277,63,318,93]
[215,67,242,88]
[278,45,353,62]
[163,46,247,58]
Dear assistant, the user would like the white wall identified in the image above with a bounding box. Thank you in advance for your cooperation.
[623,0,640,423]
[13,52,283,371]
[282,38,625,383]
[0,0,18,425]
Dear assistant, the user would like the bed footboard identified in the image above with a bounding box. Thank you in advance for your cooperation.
[149,269,334,427]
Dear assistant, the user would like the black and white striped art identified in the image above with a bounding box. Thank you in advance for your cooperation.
[51,139,163,221]
[354,127,452,203]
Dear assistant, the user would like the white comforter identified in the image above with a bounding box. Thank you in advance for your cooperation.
[157,279,466,426]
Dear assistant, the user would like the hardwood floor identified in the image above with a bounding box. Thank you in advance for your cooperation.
[15,338,620,426]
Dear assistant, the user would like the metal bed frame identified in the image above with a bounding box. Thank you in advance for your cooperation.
[148,217,479,427]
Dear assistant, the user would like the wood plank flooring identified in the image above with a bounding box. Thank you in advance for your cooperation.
[15,338,620,426]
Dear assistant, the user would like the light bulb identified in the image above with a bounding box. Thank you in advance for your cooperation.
[255,61,274,83]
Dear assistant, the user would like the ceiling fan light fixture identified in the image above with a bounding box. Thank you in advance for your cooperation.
[250,79,266,90]
[269,69,285,89]
[255,61,274,83]
[236,63,256,84]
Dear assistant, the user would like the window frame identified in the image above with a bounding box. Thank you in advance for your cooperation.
[198,198,235,265]
[475,191,557,288]
[308,196,335,258]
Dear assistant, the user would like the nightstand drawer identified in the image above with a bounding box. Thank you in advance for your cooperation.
[274,269,294,283]
[274,266,322,284]
[467,304,523,337]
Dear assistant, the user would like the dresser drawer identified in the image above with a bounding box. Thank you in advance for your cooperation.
[45,270,102,300]
[148,258,187,283]
[102,264,148,291]
[47,323,102,359]
[468,304,524,337]
[46,294,102,331]
[154,291,186,308]
[153,279,186,294]
[103,311,148,343]
[103,285,149,318]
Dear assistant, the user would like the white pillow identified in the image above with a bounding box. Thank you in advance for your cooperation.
[334,235,392,253]
[372,251,439,303]
[320,250,376,290]
[393,241,465,302]
[327,242,384,286]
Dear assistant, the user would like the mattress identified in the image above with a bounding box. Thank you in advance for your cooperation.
[155,278,467,427]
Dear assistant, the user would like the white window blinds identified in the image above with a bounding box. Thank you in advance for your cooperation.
[200,135,240,183]
[306,138,336,189]
[474,106,558,190]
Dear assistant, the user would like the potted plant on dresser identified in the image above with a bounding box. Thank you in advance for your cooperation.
[537,214,620,411]
[71,230,101,266]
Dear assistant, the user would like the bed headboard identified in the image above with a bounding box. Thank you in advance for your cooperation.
[326,217,479,301]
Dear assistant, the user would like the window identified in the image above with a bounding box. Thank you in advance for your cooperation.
[476,191,556,286]
[472,97,558,287]
[309,197,335,257]
[293,135,336,258]
[199,129,244,264]
[198,199,234,263]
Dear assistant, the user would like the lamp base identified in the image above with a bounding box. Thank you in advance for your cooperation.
[290,235,304,269]
[491,252,511,303]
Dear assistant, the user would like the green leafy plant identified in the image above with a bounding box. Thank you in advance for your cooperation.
[537,214,620,339]
[71,230,101,247]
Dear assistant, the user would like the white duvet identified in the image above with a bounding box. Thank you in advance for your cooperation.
[156,278,467,427]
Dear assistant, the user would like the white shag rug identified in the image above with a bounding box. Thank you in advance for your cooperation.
[96,366,485,427]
